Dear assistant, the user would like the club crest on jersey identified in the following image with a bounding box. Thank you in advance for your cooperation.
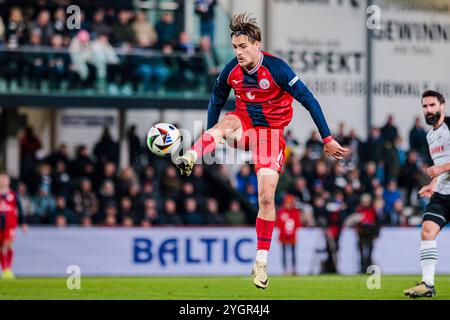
[259,78,270,90]
[246,92,256,100]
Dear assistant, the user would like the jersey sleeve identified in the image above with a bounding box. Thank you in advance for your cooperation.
[270,57,331,140]
[206,59,237,129]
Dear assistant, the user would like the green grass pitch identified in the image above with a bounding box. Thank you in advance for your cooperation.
[1,275,449,300]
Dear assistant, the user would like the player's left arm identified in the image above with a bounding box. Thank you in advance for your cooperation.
[274,58,348,159]
[427,162,450,178]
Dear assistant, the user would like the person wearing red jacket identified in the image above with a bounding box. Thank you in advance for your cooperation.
[355,193,380,274]
[276,194,301,275]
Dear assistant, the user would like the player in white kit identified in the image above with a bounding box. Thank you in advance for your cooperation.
[404,90,449,298]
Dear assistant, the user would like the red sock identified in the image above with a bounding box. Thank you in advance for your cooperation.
[256,218,275,251]
[189,132,216,159]
[0,251,5,271]
[6,248,13,270]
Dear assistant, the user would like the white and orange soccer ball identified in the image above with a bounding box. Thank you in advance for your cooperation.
[146,122,182,157]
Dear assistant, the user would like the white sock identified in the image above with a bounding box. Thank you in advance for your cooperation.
[420,240,438,286]
[256,250,268,264]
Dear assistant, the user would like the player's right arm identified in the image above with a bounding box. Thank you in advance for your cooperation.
[206,59,237,129]
[419,177,438,198]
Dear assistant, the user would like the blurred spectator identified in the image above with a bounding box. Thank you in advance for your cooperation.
[183,197,204,225]
[132,10,157,47]
[32,163,53,196]
[176,181,197,213]
[224,200,246,225]
[344,129,362,164]
[28,10,54,45]
[19,126,42,181]
[321,192,346,274]
[46,143,70,169]
[334,122,347,145]
[354,193,379,273]
[194,0,217,43]
[236,164,257,194]
[52,7,69,38]
[17,182,33,224]
[98,180,117,221]
[93,127,120,168]
[398,151,421,205]
[71,145,95,179]
[381,114,399,143]
[31,185,56,224]
[68,29,96,88]
[112,10,136,47]
[383,179,402,225]
[360,161,378,194]
[73,178,99,223]
[126,183,144,214]
[392,198,406,226]
[409,116,429,162]
[289,177,311,204]
[52,196,75,225]
[155,12,177,48]
[91,33,120,86]
[119,197,137,226]
[103,204,118,227]
[305,131,323,160]
[161,198,183,225]
[362,127,384,164]
[47,34,70,90]
[141,198,160,226]
[197,36,220,91]
[160,165,182,197]
[189,165,209,197]
[51,160,71,199]
[245,183,258,206]
[91,9,112,40]
[382,138,400,182]
[134,36,170,93]
[5,7,27,48]
[127,125,142,168]
[276,194,301,276]
[204,198,224,225]
[285,130,300,148]
[26,28,47,89]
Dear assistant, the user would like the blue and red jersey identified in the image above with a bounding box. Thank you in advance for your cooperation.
[0,190,22,230]
[207,51,331,140]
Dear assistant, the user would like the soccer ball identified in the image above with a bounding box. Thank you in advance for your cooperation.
[147,123,182,157]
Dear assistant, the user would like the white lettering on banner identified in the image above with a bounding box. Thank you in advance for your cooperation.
[133,237,254,266]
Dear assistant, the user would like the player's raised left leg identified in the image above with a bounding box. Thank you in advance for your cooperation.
[404,220,440,298]
[252,168,279,289]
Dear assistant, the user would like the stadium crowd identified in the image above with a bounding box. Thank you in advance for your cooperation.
[0,0,221,94]
[14,114,432,232]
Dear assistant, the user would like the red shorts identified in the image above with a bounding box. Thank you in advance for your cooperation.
[0,214,16,243]
[0,228,15,243]
[226,111,286,173]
